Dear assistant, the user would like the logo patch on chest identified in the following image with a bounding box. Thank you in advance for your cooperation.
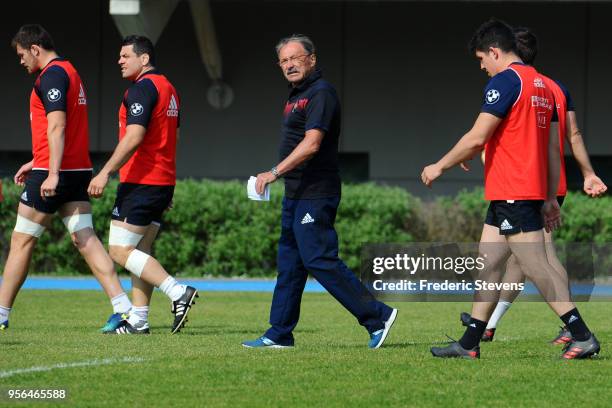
[284,98,309,116]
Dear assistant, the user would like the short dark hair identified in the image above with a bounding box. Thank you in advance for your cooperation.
[513,27,537,65]
[122,35,156,66]
[468,18,517,55]
[11,24,55,51]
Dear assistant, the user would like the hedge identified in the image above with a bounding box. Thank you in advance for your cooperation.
[0,178,609,277]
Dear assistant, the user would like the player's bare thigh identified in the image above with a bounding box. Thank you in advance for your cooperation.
[16,202,53,227]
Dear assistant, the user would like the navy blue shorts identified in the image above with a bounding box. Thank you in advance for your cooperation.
[485,200,544,235]
[20,170,91,214]
[485,196,565,235]
[111,183,174,226]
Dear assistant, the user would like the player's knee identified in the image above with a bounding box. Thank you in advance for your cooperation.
[519,259,549,279]
[10,229,39,250]
[62,213,93,235]
[507,254,519,267]
[301,255,332,272]
[13,215,45,243]
[476,265,502,283]
[136,241,152,254]
[108,245,130,265]
[70,227,96,249]
[69,233,80,248]
[107,223,144,264]
[124,249,151,278]
[64,214,93,249]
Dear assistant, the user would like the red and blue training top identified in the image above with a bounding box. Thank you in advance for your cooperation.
[30,58,92,170]
[118,70,179,185]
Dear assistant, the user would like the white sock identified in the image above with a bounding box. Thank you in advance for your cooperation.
[159,277,186,302]
[128,306,149,327]
[487,301,512,329]
[0,305,10,322]
[111,292,133,314]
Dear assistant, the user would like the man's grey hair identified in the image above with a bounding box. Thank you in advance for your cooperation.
[275,34,316,55]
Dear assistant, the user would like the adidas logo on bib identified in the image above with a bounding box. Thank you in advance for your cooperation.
[21,191,28,202]
[78,83,87,105]
[112,207,120,217]
[301,213,315,225]
[500,219,513,231]
[167,95,179,117]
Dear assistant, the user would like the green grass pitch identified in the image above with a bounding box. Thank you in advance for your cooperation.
[0,290,610,407]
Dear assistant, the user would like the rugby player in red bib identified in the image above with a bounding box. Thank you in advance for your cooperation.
[421,19,599,359]
[88,35,197,334]
[461,27,607,352]
[0,25,133,332]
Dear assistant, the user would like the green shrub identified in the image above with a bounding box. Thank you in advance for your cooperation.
[420,188,489,242]
[421,188,611,243]
[337,183,417,268]
[553,193,611,244]
[157,179,284,276]
[0,178,420,276]
[0,178,609,277]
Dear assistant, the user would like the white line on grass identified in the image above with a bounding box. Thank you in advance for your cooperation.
[0,356,146,379]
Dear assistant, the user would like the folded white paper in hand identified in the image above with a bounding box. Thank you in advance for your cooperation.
[247,176,270,201]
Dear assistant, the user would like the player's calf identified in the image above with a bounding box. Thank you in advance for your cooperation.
[108,223,198,333]
[0,215,47,328]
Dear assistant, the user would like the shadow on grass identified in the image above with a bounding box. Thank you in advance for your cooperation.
[150,323,319,334]
[384,340,444,348]
[338,340,432,349]
[171,327,319,336]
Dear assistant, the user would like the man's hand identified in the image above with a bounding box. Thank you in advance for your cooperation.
[542,199,562,233]
[421,163,443,187]
[14,161,33,186]
[459,161,471,172]
[40,173,59,199]
[583,174,607,197]
[255,171,277,195]
[88,172,109,198]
